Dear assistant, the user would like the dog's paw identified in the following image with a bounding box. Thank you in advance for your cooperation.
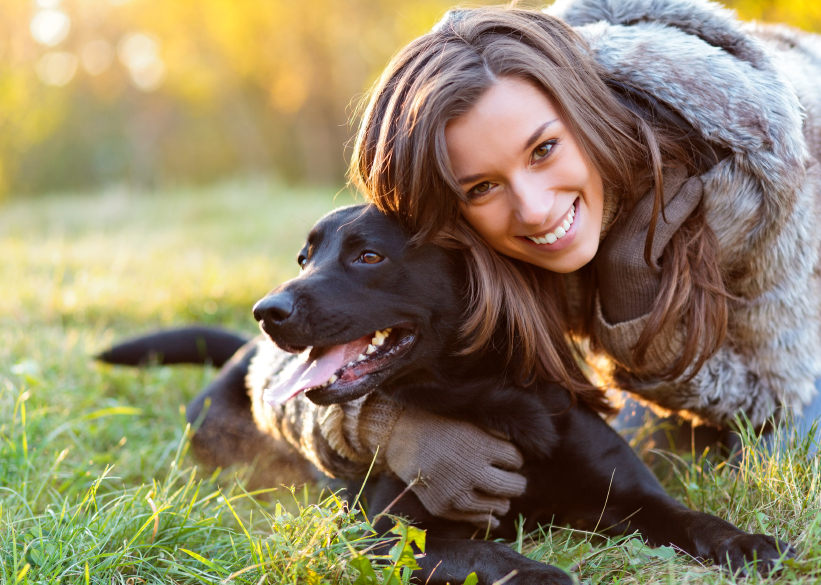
[507,564,573,585]
[716,533,795,575]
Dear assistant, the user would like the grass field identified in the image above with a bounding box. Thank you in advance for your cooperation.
[1,180,820,584]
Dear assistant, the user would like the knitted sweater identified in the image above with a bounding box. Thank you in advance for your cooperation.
[248,0,821,479]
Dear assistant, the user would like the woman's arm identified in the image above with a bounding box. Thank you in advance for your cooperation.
[595,161,821,428]
[248,338,527,528]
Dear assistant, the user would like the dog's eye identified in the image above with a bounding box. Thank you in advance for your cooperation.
[297,255,308,268]
[358,252,384,265]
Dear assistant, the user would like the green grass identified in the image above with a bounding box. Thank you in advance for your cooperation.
[1,179,820,583]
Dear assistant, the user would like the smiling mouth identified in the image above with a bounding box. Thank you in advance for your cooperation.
[263,326,417,405]
[524,198,578,245]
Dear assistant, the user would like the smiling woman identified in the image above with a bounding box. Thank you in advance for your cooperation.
[353,3,737,404]
[295,0,821,533]
[446,77,604,273]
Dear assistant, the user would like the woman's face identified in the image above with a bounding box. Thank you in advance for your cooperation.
[446,77,605,273]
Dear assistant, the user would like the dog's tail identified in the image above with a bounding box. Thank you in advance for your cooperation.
[96,326,251,367]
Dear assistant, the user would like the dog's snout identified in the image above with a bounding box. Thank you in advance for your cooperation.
[253,293,295,323]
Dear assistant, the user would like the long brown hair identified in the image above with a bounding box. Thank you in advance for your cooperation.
[349,7,728,406]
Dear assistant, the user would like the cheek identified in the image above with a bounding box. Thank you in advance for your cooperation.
[585,185,605,234]
[459,202,508,241]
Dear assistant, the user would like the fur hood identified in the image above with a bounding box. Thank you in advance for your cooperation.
[548,0,808,198]
[548,0,821,427]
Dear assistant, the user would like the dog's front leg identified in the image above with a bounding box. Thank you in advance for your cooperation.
[415,536,573,585]
[366,475,571,585]
[538,404,795,574]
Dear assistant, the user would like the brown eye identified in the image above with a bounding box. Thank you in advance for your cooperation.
[468,182,492,196]
[359,252,383,264]
[531,140,557,163]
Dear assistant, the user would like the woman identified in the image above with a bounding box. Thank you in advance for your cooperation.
[262,0,821,529]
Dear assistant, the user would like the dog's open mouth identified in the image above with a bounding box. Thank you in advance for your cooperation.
[263,325,416,406]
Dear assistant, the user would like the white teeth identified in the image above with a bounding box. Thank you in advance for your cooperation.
[317,371,339,389]
[526,203,576,245]
[357,353,367,362]
[347,361,355,367]
[370,328,392,350]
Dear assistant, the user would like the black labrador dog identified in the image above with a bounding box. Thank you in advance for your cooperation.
[100,205,793,584]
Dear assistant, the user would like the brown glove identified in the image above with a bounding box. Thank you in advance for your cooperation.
[335,394,526,530]
[320,393,527,529]
[597,166,703,324]
[382,409,527,529]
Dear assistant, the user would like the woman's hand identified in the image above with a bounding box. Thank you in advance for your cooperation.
[596,166,703,324]
[319,392,527,529]
[384,408,527,529]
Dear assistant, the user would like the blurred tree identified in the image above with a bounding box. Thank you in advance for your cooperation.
[4,0,486,195]
[1,0,818,197]
[726,0,821,33]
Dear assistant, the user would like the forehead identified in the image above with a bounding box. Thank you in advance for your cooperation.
[309,206,405,247]
[446,78,560,170]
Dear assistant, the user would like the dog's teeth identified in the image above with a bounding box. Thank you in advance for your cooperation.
[366,344,377,354]
[328,374,338,384]
[347,361,355,367]
[357,353,367,362]
[372,334,385,346]
[384,328,392,334]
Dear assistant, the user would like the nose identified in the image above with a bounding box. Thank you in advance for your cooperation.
[510,175,555,226]
[253,292,295,323]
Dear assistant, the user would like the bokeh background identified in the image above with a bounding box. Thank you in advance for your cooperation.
[0,3,820,581]
[2,0,819,198]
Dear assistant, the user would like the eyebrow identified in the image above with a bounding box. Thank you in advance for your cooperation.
[523,119,557,153]
[455,119,559,186]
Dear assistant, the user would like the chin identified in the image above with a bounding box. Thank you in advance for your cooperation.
[534,239,599,273]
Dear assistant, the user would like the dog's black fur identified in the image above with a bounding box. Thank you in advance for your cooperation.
[101,205,793,584]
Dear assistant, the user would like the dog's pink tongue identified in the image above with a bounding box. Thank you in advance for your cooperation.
[263,337,369,406]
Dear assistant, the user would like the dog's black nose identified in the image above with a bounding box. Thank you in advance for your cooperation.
[253,292,295,323]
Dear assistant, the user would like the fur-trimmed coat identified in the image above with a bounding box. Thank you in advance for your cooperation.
[547,0,821,428]
[252,0,821,480]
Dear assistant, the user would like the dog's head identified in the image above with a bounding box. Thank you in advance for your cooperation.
[254,205,466,406]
